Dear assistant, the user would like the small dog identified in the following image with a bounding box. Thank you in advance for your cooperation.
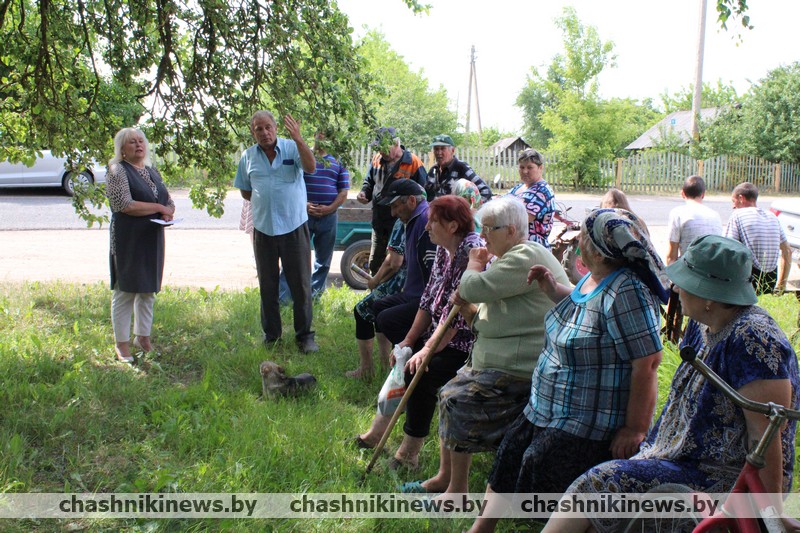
[259,361,317,398]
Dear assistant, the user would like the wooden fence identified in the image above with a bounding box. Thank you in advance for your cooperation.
[348,147,800,195]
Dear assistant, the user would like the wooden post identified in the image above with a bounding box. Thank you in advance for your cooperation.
[774,163,781,193]
[697,159,704,177]
[615,158,623,189]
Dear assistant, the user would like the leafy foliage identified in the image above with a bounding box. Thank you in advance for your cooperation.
[659,81,740,114]
[1,0,376,221]
[519,8,658,187]
[356,30,457,152]
[738,62,800,163]
[456,127,517,149]
[716,0,752,30]
[689,63,800,162]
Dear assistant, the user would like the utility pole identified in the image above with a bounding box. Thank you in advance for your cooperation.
[464,45,482,139]
[691,0,707,142]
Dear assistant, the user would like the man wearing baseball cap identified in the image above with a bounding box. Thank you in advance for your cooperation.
[346,178,436,379]
[425,134,492,204]
[357,127,427,274]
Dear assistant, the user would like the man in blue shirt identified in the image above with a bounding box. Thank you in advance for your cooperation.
[234,111,319,353]
[279,130,350,302]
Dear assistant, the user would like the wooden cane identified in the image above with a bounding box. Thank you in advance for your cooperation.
[364,304,462,475]
[350,263,371,280]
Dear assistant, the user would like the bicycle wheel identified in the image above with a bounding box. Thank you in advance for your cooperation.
[623,483,704,533]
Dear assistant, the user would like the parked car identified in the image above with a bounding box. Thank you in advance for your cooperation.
[0,150,107,197]
[770,198,800,253]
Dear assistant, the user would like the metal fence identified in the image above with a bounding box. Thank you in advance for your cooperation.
[348,147,800,195]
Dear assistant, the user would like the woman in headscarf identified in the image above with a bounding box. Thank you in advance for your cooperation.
[466,208,668,533]
[543,235,800,533]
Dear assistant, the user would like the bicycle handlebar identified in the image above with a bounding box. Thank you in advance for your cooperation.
[680,346,800,420]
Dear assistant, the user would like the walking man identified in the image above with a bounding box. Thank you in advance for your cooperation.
[425,134,492,203]
[357,127,427,275]
[234,110,319,353]
[725,181,792,295]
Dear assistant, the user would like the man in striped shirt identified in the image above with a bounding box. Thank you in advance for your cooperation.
[280,130,350,301]
[725,181,792,294]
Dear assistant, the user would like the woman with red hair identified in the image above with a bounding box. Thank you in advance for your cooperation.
[356,195,483,470]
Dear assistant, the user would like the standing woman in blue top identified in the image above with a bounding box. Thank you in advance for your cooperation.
[506,148,557,247]
[234,111,319,353]
[106,127,175,363]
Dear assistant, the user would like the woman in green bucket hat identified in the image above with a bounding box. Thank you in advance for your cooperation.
[544,234,800,533]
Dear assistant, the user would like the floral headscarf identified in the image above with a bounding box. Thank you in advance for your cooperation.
[452,178,483,210]
[584,208,669,304]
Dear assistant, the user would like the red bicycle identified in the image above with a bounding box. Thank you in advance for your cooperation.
[625,346,800,533]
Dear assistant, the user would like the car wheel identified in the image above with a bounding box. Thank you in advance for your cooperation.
[340,240,371,290]
[63,171,93,197]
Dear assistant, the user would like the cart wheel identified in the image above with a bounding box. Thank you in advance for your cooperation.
[341,241,371,290]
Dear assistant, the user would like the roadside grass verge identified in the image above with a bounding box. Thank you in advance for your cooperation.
[0,281,798,532]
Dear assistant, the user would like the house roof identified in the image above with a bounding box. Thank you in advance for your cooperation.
[490,136,529,155]
[625,108,720,150]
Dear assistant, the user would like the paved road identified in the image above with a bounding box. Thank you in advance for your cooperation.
[0,186,738,230]
[0,187,747,290]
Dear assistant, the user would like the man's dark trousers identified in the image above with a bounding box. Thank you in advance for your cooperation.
[253,224,314,343]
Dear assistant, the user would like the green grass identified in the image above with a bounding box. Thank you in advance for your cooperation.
[0,281,799,532]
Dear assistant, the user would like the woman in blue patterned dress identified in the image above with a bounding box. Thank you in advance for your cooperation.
[506,148,556,247]
[543,235,800,533]
[356,195,483,470]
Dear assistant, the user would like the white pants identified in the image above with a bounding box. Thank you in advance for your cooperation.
[111,289,155,342]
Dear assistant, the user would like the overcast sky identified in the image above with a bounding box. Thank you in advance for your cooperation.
[337,0,800,134]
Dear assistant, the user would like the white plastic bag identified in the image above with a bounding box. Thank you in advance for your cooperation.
[377,345,413,416]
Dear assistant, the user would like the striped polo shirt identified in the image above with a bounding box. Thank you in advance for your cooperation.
[304,154,350,205]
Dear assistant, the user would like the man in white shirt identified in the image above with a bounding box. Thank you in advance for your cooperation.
[664,176,723,342]
[666,175,723,264]
[725,181,792,295]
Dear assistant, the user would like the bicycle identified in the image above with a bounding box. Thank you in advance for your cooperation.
[625,345,800,533]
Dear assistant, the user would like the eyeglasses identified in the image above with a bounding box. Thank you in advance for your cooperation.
[481,225,507,235]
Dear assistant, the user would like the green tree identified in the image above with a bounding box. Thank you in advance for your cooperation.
[738,62,800,163]
[531,8,661,186]
[1,0,381,223]
[515,64,562,149]
[456,127,516,149]
[356,30,457,152]
[659,81,740,113]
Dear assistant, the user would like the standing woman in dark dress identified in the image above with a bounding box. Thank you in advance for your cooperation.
[106,128,175,363]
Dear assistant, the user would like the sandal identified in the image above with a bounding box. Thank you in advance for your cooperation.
[399,480,430,494]
[115,346,135,364]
